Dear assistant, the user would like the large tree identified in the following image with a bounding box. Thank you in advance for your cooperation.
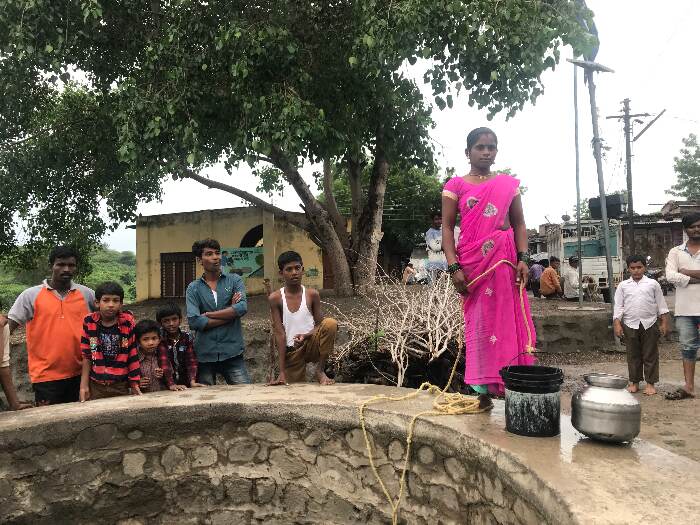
[0,0,594,295]
[667,134,700,200]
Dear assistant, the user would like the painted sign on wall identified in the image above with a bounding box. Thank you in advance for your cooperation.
[221,247,264,278]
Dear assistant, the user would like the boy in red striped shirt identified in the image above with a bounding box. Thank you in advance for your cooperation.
[79,282,141,401]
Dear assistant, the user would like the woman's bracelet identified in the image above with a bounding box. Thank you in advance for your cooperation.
[447,263,462,275]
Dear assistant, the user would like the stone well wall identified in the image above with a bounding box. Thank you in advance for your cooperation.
[0,385,573,525]
[2,384,698,524]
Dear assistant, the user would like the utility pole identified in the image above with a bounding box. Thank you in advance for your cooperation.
[606,99,650,256]
[573,65,583,305]
[569,58,618,344]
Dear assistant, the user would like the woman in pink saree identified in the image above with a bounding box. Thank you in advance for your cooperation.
[442,128,535,400]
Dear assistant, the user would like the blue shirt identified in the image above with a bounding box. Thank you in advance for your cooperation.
[186,272,247,363]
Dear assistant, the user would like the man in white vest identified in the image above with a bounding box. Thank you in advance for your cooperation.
[267,251,337,385]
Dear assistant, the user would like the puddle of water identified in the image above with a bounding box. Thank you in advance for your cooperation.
[559,421,641,465]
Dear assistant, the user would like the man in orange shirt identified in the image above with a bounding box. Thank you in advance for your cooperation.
[540,256,563,299]
[0,246,95,406]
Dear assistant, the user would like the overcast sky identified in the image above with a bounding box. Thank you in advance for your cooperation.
[105,0,700,252]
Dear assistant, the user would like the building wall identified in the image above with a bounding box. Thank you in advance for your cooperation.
[271,219,323,291]
[135,207,323,301]
[621,222,683,265]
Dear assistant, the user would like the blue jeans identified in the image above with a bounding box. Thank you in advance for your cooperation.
[197,355,251,385]
[676,316,700,360]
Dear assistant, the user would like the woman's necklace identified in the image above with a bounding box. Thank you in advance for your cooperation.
[468,170,491,180]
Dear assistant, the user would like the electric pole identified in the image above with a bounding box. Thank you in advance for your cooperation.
[607,99,650,255]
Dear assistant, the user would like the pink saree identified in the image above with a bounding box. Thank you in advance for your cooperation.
[443,174,535,395]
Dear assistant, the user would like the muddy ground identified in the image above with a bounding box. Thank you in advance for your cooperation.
[5,292,699,462]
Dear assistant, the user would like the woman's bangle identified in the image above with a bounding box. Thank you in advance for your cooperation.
[447,263,462,275]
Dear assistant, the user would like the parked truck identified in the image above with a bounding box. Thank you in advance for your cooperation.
[545,220,623,301]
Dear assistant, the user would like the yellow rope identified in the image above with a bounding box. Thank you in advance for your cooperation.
[358,259,534,524]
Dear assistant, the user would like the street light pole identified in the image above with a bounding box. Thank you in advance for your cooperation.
[573,66,583,305]
[568,58,617,337]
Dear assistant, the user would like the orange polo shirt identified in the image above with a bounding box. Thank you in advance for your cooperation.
[8,281,94,383]
[539,267,562,296]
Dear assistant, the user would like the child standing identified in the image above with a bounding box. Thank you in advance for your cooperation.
[156,304,201,388]
[79,282,141,401]
[267,251,337,386]
[135,319,176,393]
[614,255,670,395]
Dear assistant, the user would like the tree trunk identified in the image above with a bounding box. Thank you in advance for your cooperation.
[347,155,363,260]
[270,149,354,297]
[351,131,390,287]
[321,158,350,252]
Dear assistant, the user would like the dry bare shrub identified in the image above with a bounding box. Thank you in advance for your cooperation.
[325,269,463,387]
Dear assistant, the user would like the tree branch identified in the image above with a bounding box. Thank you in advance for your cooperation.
[177,167,311,232]
[347,154,363,254]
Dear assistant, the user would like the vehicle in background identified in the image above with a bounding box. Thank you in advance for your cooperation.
[546,220,624,302]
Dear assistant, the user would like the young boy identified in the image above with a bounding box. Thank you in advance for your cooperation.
[186,238,250,385]
[156,303,201,388]
[268,251,337,386]
[79,282,141,401]
[134,319,186,393]
[614,255,670,395]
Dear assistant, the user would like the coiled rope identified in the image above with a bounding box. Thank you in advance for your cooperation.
[358,259,534,524]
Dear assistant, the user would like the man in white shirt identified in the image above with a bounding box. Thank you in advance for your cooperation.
[614,255,670,395]
[425,212,460,282]
[562,256,581,302]
[665,213,700,399]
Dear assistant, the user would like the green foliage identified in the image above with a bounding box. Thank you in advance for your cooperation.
[573,198,591,220]
[0,246,136,309]
[82,247,137,302]
[0,0,594,262]
[667,134,700,200]
[323,161,444,253]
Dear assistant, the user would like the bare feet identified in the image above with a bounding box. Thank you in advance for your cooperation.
[627,383,639,393]
[316,369,335,386]
[644,384,657,396]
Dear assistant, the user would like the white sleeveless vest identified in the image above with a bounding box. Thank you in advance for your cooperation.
[281,286,315,347]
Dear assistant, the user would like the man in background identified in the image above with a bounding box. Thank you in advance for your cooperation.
[528,259,545,298]
[562,256,581,302]
[540,256,562,299]
[665,213,700,400]
[1,246,95,405]
[425,212,460,283]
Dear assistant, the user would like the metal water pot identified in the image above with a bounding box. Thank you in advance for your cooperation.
[571,373,641,443]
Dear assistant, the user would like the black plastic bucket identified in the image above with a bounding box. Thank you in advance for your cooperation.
[499,365,564,437]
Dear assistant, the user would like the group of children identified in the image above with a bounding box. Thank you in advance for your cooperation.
[79,282,200,401]
[79,245,337,401]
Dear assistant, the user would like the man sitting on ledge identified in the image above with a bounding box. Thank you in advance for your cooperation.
[268,251,337,386]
